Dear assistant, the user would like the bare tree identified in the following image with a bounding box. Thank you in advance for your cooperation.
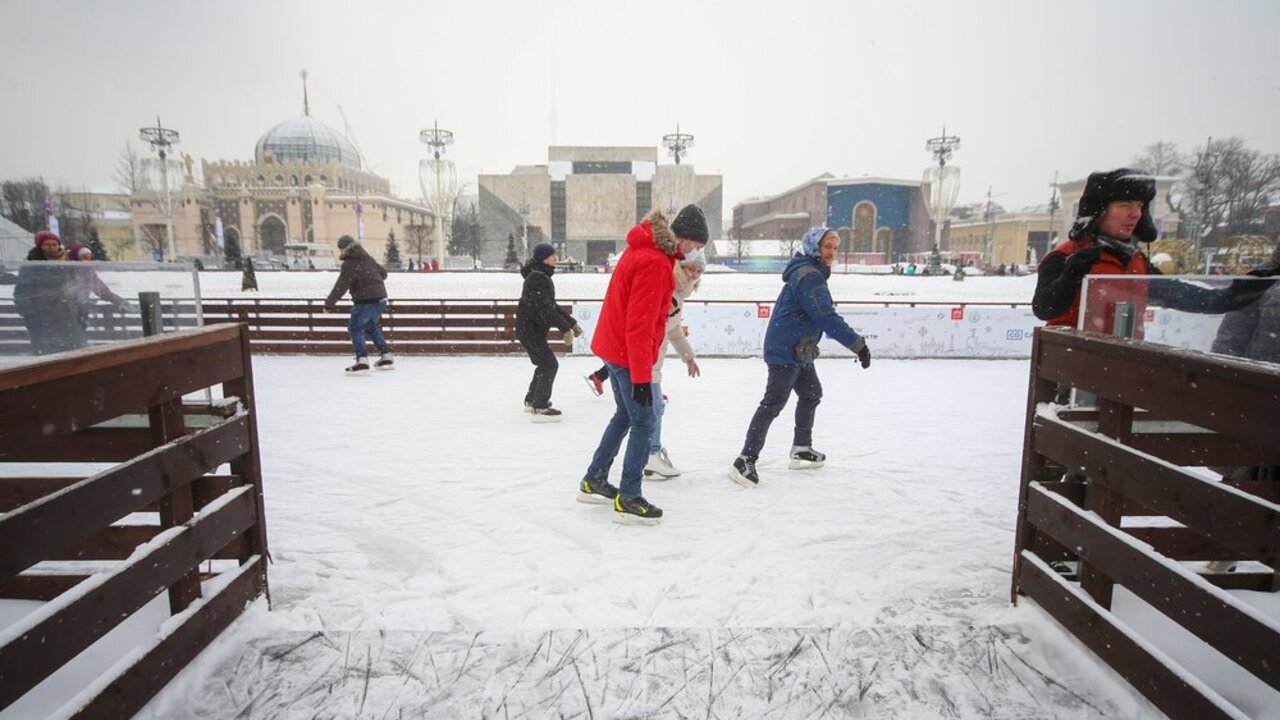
[1181,137,1280,241]
[1,179,51,232]
[115,142,144,194]
[404,223,432,264]
[1130,141,1183,177]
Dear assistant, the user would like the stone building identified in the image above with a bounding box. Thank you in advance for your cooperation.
[732,176,935,263]
[129,111,435,265]
[478,146,723,267]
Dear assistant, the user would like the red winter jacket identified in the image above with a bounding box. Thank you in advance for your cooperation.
[590,211,677,384]
[1039,237,1152,336]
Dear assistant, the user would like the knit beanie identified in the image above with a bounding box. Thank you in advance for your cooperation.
[670,204,709,244]
[533,243,556,263]
[1070,168,1158,243]
[336,235,356,251]
[801,226,834,257]
[34,230,61,248]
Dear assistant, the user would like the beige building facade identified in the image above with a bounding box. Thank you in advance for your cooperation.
[479,146,723,267]
[129,113,435,266]
[947,211,1057,267]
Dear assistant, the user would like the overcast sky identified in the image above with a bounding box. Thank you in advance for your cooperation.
[2,0,1277,213]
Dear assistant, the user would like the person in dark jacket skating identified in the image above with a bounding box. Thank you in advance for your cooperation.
[730,226,872,488]
[14,231,85,355]
[516,243,580,421]
[325,235,393,374]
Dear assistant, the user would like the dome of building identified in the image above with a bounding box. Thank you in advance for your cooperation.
[254,115,362,169]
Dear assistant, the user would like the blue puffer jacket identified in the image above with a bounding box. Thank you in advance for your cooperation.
[762,253,864,365]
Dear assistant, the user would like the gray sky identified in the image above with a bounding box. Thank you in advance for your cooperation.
[2,0,1278,212]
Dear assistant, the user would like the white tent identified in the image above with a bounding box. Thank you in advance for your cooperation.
[0,215,34,262]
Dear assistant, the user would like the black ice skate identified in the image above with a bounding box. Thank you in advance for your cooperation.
[374,352,396,370]
[577,477,619,504]
[729,456,759,487]
[613,494,663,525]
[530,406,563,423]
[789,446,826,470]
[345,358,371,376]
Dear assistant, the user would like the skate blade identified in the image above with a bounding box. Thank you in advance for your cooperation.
[530,414,563,424]
[613,511,661,526]
[584,376,603,396]
[375,364,396,371]
[788,459,825,470]
[344,370,371,377]
[643,469,680,480]
[576,492,614,505]
[728,469,758,488]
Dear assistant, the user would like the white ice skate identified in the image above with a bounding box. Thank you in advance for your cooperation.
[374,352,396,371]
[643,447,681,479]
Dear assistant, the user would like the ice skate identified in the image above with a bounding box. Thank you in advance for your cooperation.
[530,406,563,423]
[730,456,759,487]
[344,357,371,376]
[789,446,826,470]
[584,373,604,396]
[577,477,619,504]
[613,494,663,525]
[643,447,681,479]
[374,351,396,370]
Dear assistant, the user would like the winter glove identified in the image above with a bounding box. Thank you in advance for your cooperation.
[118,300,139,315]
[857,345,872,369]
[570,323,583,337]
[632,382,653,406]
[562,329,575,346]
[1061,246,1102,283]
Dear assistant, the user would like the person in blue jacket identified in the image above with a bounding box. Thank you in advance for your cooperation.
[730,226,872,487]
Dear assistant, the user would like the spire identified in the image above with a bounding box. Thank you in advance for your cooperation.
[300,69,310,116]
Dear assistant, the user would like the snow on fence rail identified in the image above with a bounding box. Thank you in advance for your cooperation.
[1012,327,1280,719]
[1,298,1041,358]
[0,324,270,719]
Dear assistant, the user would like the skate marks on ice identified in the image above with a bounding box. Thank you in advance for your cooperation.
[164,625,1118,719]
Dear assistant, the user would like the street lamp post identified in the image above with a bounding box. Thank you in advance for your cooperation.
[661,124,695,215]
[1044,170,1060,263]
[925,127,961,274]
[419,121,455,264]
[662,123,694,165]
[139,116,180,261]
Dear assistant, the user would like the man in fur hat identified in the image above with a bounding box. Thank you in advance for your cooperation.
[577,204,708,524]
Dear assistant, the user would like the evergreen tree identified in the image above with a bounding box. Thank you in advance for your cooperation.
[384,230,402,267]
[87,229,109,260]
[504,233,519,269]
[241,259,259,291]
[225,235,242,269]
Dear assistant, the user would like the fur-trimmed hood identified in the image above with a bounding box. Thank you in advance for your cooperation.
[627,208,677,255]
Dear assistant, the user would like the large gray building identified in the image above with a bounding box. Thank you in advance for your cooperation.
[479,146,722,267]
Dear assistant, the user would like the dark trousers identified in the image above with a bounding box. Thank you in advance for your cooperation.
[740,363,823,459]
[519,332,559,409]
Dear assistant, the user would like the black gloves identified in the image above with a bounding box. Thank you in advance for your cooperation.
[857,345,872,369]
[632,383,653,406]
[1062,246,1102,282]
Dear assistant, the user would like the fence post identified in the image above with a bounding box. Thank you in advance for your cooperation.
[150,397,201,613]
[139,291,162,337]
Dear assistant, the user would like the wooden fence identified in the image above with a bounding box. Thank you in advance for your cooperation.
[1012,327,1280,719]
[0,324,270,718]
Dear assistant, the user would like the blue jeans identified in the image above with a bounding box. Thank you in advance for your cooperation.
[348,299,390,358]
[740,363,823,459]
[585,362,654,498]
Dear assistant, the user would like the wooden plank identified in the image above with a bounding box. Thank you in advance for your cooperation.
[64,556,264,720]
[0,416,251,584]
[1011,328,1059,602]
[1034,416,1280,569]
[1129,433,1280,468]
[151,398,201,614]
[1125,527,1241,562]
[0,338,244,454]
[0,324,243,393]
[222,326,271,605]
[0,573,87,601]
[1026,485,1280,691]
[1018,553,1241,720]
[0,475,241,513]
[249,342,527,355]
[3,426,154,463]
[1079,398,1132,608]
[1036,328,1280,451]
[0,490,258,710]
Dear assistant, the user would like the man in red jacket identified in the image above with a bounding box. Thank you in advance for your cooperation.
[578,204,709,524]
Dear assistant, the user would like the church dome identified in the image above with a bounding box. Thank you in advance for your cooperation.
[254,115,361,169]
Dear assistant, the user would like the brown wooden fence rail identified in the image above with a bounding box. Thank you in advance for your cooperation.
[0,323,269,719]
[1011,327,1280,720]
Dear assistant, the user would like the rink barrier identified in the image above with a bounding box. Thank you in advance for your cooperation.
[0,324,271,718]
[0,298,1036,357]
[1011,327,1280,720]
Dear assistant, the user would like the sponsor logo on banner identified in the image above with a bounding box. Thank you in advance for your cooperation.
[1007,329,1025,341]
[951,307,964,321]
[757,305,771,319]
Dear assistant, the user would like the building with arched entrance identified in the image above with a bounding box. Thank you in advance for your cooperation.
[129,109,435,266]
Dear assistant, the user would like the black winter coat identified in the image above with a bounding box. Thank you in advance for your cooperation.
[516,260,574,338]
[325,244,388,307]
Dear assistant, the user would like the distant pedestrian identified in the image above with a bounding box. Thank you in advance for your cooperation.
[730,227,872,487]
[578,204,709,524]
[516,243,580,421]
[324,235,394,374]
